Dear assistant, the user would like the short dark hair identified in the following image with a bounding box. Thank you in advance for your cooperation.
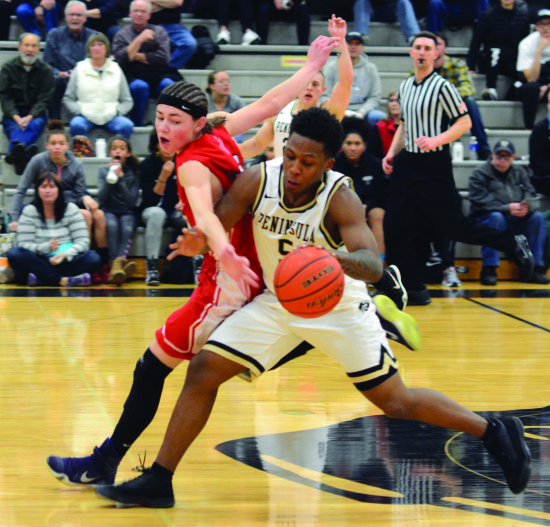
[410,31,438,48]
[341,116,370,144]
[432,32,447,46]
[288,107,344,158]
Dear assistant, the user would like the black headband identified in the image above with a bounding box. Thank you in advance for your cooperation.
[157,93,208,119]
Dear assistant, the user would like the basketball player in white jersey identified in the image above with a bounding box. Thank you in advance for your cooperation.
[239,15,353,160]
[96,108,531,508]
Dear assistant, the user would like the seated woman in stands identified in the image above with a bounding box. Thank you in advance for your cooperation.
[9,119,110,283]
[97,136,140,285]
[7,172,101,287]
[63,33,134,139]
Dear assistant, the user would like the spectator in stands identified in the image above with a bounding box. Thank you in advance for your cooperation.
[469,139,550,285]
[516,9,550,130]
[149,0,196,69]
[138,130,186,286]
[353,0,420,45]
[367,90,400,158]
[9,120,110,282]
[427,0,489,33]
[7,172,101,287]
[334,116,387,257]
[529,98,550,196]
[216,0,261,45]
[1,33,54,175]
[44,1,97,120]
[63,33,134,139]
[467,0,529,101]
[16,0,64,37]
[323,31,385,125]
[97,136,140,285]
[84,0,119,41]
[206,71,246,142]
[434,33,490,160]
[112,0,182,126]
[206,71,245,114]
[257,0,310,46]
[0,0,18,40]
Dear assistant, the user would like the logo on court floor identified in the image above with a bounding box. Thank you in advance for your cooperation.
[216,407,550,524]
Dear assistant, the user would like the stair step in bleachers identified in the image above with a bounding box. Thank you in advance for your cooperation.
[7,18,475,48]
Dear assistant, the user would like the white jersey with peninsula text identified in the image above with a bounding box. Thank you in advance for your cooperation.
[252,158,370,305]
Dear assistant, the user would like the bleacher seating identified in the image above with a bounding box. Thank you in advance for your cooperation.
[1,15,547,281]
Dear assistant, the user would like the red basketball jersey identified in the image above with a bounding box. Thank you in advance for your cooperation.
[175,125,260,280]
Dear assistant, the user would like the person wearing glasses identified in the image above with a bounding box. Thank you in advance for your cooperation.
[44,1,97,119]
[469,139,550,285]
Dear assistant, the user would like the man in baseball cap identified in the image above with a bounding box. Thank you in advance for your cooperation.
[323,30,385,123]
[469,139,550,285]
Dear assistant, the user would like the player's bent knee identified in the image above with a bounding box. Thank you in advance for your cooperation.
[185,350,246,390]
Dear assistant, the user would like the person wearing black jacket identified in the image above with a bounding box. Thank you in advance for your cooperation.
[467,0,530,101]
[333,116,387,257]
[529,101,550,196]
[139,131,187,285]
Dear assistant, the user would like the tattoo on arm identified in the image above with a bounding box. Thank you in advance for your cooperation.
[334,249,382,283]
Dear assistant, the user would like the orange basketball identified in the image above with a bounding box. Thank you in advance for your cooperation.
[274,246,345,318]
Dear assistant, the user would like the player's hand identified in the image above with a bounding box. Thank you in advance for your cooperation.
[328,14,347,42]
[219,245,260,297]
[167,227,208,259]
[50,253,66,265]
[382,154,394,174]
[415,136,439,152]
[306,35,340,71]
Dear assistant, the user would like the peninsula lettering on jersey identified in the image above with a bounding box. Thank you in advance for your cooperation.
[274,120,291,134]
[256,212,316,243]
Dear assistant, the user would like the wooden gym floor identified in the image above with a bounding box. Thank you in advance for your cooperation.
[1,282,550,526]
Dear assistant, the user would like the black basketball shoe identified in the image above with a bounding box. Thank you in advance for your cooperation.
[483,416,531,494]
[95,469,175,508]
[374,265,408,311]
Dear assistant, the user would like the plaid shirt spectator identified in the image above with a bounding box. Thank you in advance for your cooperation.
[435,55,475,98]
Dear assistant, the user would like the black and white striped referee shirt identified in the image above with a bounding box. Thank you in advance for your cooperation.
[399,71,468,154]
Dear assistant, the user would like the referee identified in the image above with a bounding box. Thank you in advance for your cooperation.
[382,31,534,305]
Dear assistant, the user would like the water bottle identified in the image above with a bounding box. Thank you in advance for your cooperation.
[106,163,120,184]
[452,142,464,162]
[468,136,478,160]
[95,137,107,158]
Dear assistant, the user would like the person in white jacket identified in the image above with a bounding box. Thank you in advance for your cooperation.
[63,33,134,139]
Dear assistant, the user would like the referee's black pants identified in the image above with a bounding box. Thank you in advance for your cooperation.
[384,150,518,292]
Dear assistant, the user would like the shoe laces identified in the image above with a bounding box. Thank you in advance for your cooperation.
[133,451,148,473]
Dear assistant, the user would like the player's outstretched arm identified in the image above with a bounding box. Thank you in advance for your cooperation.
[239,118,275,159]
[177,160,259,293]
[322,15,353,120]
[327,185,383,283]
[223,35,340,138]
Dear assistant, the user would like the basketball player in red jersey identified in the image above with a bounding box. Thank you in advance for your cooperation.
[46,34,341,487]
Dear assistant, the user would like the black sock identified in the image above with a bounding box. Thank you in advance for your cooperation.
[372,268,389,290]
[96,247,110,265]
[111,348,173,457]
[151,462,174,480]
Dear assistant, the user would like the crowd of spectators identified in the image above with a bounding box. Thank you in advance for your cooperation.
[3,2,550,288]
